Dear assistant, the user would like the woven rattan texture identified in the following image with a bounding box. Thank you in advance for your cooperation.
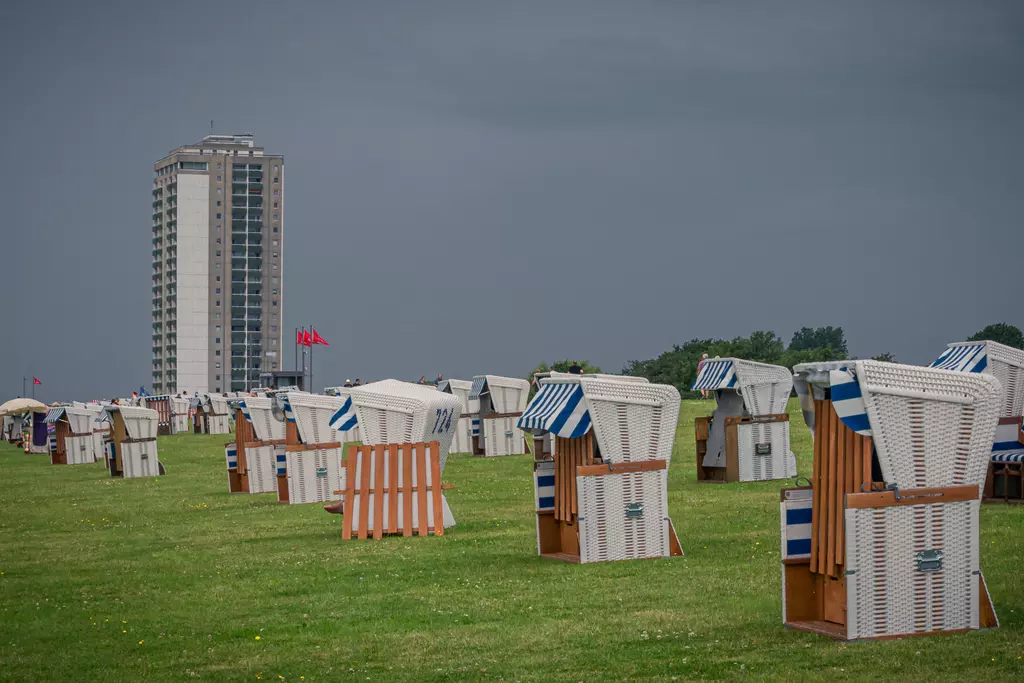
[856,361,1000,490]
[737,421,793,481]
[846,500,978,640]
[285,447,342,505]
[581,379,680,464]
[577,469,670,563]
[733,359,793,416]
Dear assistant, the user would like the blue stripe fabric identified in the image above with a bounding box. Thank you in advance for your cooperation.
[781,491,813,560]
[225,444,237,469]
[992,450,1024,463]
[691,360,736,391]
[786,507,813,525]
[275,452,287,476]
[787,539,812,556]
[44,407,66,423]
[534,461,555,512]
[328,397,358,432]
[829,369,872,436]
[930,344,987,373]
[282,397,296,423]
[517,382,592,438]
[538,496,555,508]
[469,377,487,400]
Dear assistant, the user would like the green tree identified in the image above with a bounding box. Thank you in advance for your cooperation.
[967,323,1024,350]
[871,352,896,362]
[788,326,848,355]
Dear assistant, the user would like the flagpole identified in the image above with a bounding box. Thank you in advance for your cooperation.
[23,376,26,397]
[294,327,298,375]
[309,323,314,393]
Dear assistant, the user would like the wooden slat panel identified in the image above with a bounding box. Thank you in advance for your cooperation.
[835,421,847,568]
[387,443,399,535]
[430,442,444,537]
[416,443,429,537]
[373,445,385,540]
[810,399,822,573]
[402,444,414,538]
[846,484,978,509]
[826,403,838,578]
[862,436,873,489]
[342,445,358,540]
[358,446,372,540]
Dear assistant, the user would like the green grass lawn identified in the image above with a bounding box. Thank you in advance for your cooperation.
[0,399,1021,682]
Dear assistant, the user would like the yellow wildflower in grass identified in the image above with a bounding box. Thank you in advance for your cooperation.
[138,640,144,645]
[255,635,261,641]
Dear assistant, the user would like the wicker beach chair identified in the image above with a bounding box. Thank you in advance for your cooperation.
[437,379,477,454]
[43,405,99,465]
[224,395,284,494]
[929,340,1024,502]
[469,375,530,457]
[103,405,162,478]
[275,391,348,505]
[333,379,462,538]
[781,360,1000,640]
[692,358,796,482]
[519,375,683,564]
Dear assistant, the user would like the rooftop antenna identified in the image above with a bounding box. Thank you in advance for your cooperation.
[210,119,214,131]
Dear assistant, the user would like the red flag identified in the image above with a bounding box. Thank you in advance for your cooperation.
[311,328,329,346]
[296,329,303,345]
[33,377,41,385]
[302,330,312,346]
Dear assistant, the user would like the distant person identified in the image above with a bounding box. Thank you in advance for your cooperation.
[353,378,361,387]
[434,374,443,386]
[568,360,582,375]
[418,376,428,385]
[697,353,710,399]
[344,378,352,388]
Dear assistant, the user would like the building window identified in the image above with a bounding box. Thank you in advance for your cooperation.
[216,188,222,196]
[215,288,221,295]
[272,252,279,258]
[272,289,278,295]
[216,276,220,282]
[215,312,221,319]
[272,300,278,307]
[217,175,222,182]
[272,264,278,270]
[216,375,221,381]
[216,213,222,219]
[272,240,278,247]
[216,250,221,256]
[273,176,279,183]
[216,300,221,307]
[272,277,278,284]
[273,165,279,172]
[216,200,221,207]
[271,326,278,333]
[216,350,221,356]
[215,387,221,392]
[216,326,221,332]
[178,161,208,170]
[273,227,278,233]
[216,238,221,244]
[273,189,279,196]
[215,362,221,369]
[215,337,221,344]
[273,202,278,208]
[217,162,222,169]
[216,263,221,270]
[273,215,279,221]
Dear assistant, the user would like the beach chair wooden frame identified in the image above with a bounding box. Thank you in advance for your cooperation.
[692,358,796,483]
[340,442,445,539]
[782,360,1000,641]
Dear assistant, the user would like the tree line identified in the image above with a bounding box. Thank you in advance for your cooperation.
[526,322,1023,398]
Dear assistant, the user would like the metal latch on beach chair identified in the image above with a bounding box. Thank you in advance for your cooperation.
[315,467,328,478]
[755,443,772,456]
[625,502,644,519]
[916,549,943,573]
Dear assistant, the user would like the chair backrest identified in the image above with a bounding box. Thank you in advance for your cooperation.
[855,360,1001,490]
[349,380,462,471]
[732,359,793,416]
[471,375,530,414]
[932,340,1024,418]
[579,377,680,464]
[281,392,346,445]
[241,396,286,442]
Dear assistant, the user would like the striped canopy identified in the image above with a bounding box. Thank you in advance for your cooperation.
[930,343,987,373]
[329,396,358,432]
[43,407,66,423]
[517,382,592,438]
[691,360,737,391]
[468,376,487,400]
[829,369,872,436]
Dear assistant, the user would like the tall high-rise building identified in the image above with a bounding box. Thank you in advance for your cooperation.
[151,134,284,395]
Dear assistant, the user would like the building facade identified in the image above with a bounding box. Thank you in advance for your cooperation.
[151,134,284,394]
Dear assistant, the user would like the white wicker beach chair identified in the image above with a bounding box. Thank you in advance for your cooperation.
[338,379,463,532]
[438,379,476,454]
[781,360,1000,641]
[692,358,796,482]
[929,340,1024,501]
[103,405,161,478]
[203,394,232,435]
[170,397,191,434]
[222,396,284,495]
[519,375,682,564]
[469,375,530,457]
[277,392,348,505]
[43,406,98,465]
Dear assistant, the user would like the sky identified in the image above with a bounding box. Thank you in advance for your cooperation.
[1,0,1022,402]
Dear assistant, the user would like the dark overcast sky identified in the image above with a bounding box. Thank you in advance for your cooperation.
[1,0,1022,401]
